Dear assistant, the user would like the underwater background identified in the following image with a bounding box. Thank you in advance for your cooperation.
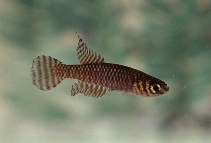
[0,0,211,142]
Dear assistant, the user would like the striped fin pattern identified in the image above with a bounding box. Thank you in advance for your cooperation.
[71,81,107,98]
[77,36,104,64]
[31,55,63,90]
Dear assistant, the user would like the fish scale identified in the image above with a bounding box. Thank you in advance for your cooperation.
[55,63,138,93]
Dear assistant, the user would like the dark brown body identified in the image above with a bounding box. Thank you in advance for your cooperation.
[55,63,164,95]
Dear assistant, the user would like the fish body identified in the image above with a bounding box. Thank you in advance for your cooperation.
[31,36,169,97]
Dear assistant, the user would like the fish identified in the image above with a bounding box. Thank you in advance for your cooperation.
[31,35,169,98]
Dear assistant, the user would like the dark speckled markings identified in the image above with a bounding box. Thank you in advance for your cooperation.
[31,35,169,98]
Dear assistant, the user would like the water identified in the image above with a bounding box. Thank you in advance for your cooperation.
[0,0,211,142]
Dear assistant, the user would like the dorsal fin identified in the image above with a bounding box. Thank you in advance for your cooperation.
[77,35,104,64]
[71,81,107,98]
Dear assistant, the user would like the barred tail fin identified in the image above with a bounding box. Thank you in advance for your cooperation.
[31,55,63,91]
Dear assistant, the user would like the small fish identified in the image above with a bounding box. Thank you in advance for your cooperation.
[31,36,169,98]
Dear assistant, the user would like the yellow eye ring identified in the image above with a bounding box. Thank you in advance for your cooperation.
[150,84,161,93]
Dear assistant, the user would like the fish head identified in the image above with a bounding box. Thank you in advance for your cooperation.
[137,78,169,96]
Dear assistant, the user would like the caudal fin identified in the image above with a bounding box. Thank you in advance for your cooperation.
[31,55,63,90]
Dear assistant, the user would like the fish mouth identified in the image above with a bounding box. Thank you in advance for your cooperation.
[164,85,169,91]
[162,85,169,94]
[159,85,169,95]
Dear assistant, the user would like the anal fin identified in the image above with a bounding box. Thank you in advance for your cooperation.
[71,81,107,98]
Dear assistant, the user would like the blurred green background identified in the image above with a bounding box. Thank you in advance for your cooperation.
[0,0,211,143]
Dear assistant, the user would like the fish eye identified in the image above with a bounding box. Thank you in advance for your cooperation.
[150,84,161,93]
